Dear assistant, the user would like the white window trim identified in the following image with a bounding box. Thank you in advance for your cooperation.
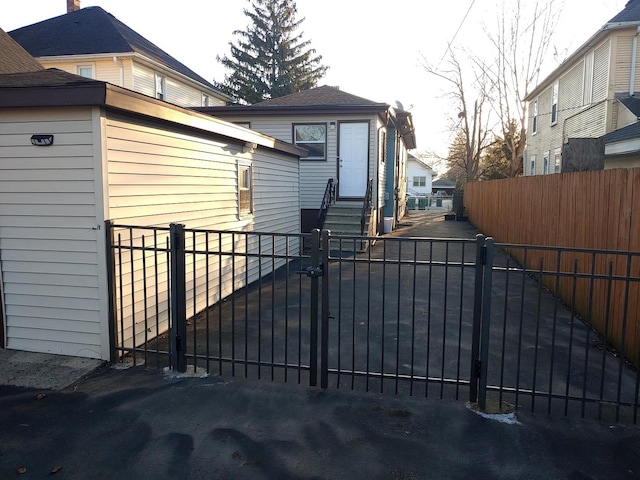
[551,81,559,126]
[543,151,550,175]
[529,154,536,175]
[293,123,327,160]
[237,160,253,218]
[554,148,562,174]
[532,98,538,135]
[583,50,594,106]
[77,64,95,79]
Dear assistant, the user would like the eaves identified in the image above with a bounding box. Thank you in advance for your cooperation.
[525,21,640,102]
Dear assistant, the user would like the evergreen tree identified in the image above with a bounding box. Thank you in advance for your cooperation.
[216,0,328,104]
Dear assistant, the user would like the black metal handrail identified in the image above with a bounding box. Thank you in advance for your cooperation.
[317,178,336,229]
[360,178,373,235]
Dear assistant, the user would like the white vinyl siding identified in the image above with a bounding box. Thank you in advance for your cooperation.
[105,114,299,350]
[0,107,103,358]
[216,113,380,210]
[406,158,434,196]
[593,40,611,102]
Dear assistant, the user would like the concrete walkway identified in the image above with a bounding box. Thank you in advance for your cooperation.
[1,210,639,479]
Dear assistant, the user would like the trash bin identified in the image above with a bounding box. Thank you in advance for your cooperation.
[436,198,443,207]
[418,197,427,210]
[407,197,417,210]
[383,217,393,233]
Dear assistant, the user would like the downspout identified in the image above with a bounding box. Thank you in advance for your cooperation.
[631,26,640,95]
[113,56,124,87]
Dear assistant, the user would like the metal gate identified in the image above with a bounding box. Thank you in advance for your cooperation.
[106,222,640,423]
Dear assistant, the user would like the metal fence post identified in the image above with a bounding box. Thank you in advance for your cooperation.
[309,229,320,387]
[469,234,485,402]
[104,220,118,363]
[170,223,187,373]
[478,237,495,411]
[320,229,331,389]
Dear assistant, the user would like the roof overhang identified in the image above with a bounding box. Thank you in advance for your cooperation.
[0,71,304,158]
[392,109,417,150]
[604,138,640,156]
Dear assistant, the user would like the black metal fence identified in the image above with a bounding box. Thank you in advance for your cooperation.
[105,222,640,423]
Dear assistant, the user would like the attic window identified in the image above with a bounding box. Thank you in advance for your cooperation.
[77,65,94,79]
[294,124,327,160]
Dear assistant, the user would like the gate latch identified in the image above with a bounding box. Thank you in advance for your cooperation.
[296,264,324,278]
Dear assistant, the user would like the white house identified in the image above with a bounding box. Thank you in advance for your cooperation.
[524,0,640,173]
[406,154,436,197]
[0,64,303,360]
[196,86,417,235]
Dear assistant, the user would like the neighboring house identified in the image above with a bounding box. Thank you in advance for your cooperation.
[406,154,436,196]
[8,3,231,108]
[431,178,456,196]
[524,0,640,174]
[195,85,417,235]
[602,95,640,168]
[0,42,304,360]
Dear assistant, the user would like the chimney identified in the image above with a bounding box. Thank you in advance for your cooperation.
[67,0,80,12]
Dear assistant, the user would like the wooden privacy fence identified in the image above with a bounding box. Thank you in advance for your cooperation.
[464,168,640,367]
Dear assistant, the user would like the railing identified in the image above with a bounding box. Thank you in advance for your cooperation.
[360,178,373,235]
[316,178,336,229]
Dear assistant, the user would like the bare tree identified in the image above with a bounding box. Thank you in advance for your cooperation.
[423,51,494,183]
[483,0,560,176]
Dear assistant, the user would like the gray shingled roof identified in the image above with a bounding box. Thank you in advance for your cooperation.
[253,85,387,107]
[617,94,640,117]
[608,0,640,23]
[0,68,99,88]
[0,28,43,74]
[8,6,218,92]
[602,121,640,144]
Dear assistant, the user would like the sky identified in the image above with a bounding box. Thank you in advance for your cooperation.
[0,0,630,166]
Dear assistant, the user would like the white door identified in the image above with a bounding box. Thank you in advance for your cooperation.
[338,122,369,197]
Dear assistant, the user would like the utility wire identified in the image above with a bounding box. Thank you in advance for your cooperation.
[438,0,477,68]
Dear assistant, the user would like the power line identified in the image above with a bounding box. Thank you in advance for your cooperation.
[438,0,477,68]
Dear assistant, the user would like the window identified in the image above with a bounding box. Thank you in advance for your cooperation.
[532,98,538,134]
[529,154,536,175]
[554,148,561,173]
[77,65,94,79]
[238,162,253,216]
[380,130,387,163]
[293,124,326,160]
[202,93,210,107]
[551,81,559,125]
[413,176,426,187]
[583,50,594,106]
[543,151,550,174]
[155,73,166,100]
